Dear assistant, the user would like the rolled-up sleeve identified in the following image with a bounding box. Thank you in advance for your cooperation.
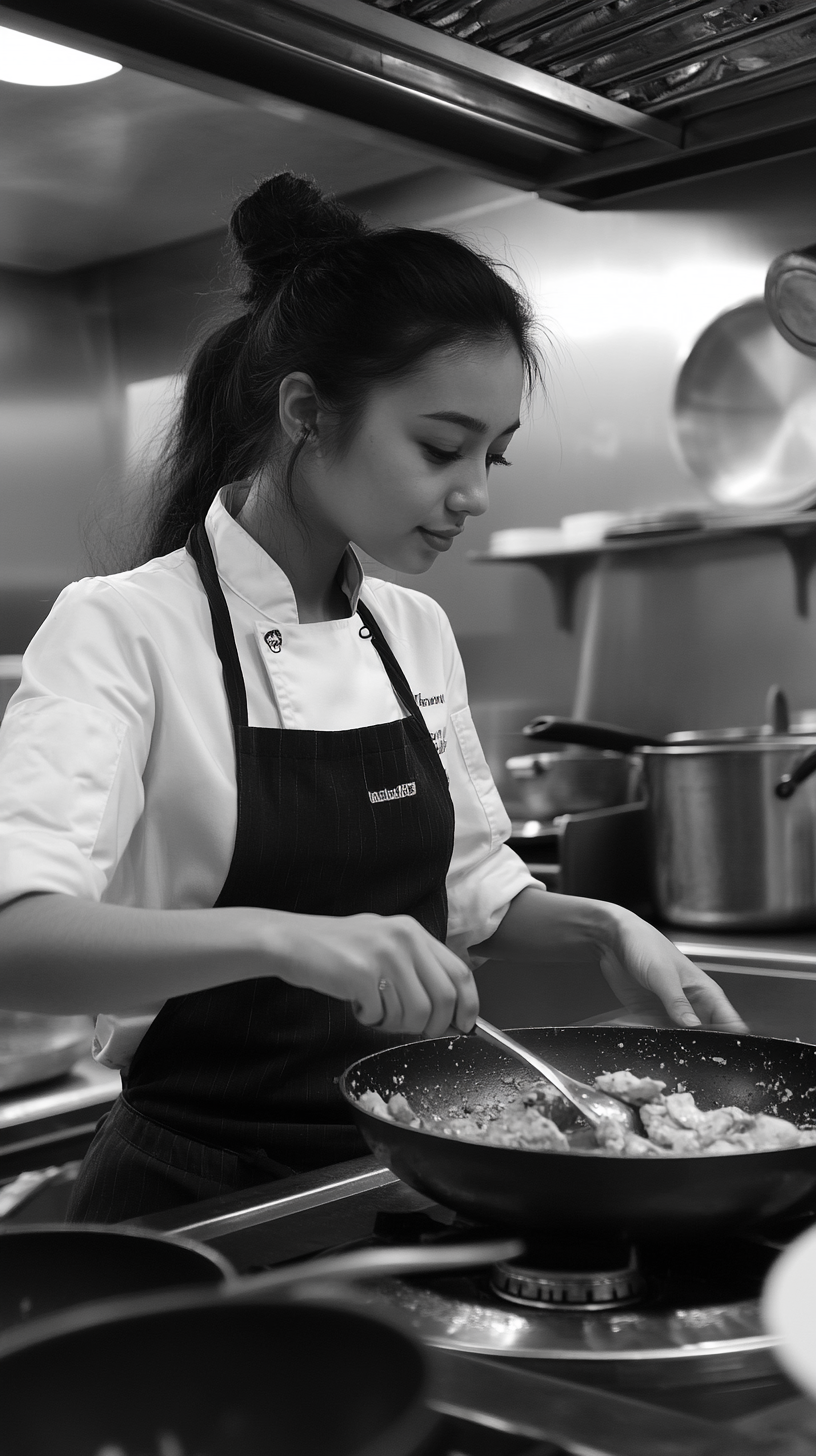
[0,581,154,906]
[437,607,536,965]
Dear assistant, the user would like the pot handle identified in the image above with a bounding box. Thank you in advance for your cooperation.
[775,748,816,799]
[523,715,662,754]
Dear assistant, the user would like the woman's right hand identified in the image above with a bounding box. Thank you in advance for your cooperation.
[273,910,479,1038]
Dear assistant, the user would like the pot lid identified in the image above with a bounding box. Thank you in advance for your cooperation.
[766,246,816,360]
[672,298,816,512]
[667,725,778,743]
[643,734,816,755]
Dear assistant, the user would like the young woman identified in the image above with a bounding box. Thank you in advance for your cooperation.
[0,175,745,1222]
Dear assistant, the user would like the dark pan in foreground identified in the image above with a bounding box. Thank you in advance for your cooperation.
[0,1290,435,1456]
[341,1027,816,1240]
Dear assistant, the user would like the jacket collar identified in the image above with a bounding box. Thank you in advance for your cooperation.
[204,484,364,623]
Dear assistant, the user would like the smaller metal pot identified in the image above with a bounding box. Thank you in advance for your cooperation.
[505,748,638,820]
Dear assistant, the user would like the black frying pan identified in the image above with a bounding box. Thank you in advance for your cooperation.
[0,1287,435,1456]
[341,1026,816,1241]
[0,1224,232,1336]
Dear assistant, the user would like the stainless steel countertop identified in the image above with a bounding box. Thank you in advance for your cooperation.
[674,931,816,977]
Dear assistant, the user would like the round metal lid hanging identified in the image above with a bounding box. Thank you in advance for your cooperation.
[766,245,816,360]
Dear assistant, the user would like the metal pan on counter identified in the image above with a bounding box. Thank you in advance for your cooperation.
[524,693,816,929]
[0,1011,93,1092]
[341,1026,816,1241]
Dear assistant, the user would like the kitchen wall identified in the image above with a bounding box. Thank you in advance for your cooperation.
[0,229,227,656]
[0,264,122,650]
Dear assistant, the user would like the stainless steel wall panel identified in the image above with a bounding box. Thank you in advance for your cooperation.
[0,267,123,615]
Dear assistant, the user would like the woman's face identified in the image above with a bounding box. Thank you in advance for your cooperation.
[302,339,525,574]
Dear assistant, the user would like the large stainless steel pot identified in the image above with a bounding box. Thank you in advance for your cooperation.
[524,699,816,929]
[641,735,816,929]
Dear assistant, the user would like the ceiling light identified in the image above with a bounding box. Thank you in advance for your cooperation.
[0,25,121,86]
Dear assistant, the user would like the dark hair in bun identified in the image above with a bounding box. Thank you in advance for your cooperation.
[230,173,365,309]
[143,172,540,557]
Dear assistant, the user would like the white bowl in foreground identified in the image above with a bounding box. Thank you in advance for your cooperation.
[762,1221,816,1398]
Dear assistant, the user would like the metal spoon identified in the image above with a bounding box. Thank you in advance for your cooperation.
[472,1017,638,1133]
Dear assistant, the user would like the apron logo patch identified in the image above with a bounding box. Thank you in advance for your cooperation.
[369,781,417,804]
[264,629,282,653]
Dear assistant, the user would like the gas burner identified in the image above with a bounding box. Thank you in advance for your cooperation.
[491,1243,644,1310]
[355,1232,792,1406]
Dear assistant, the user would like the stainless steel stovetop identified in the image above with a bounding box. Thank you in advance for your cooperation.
[137,1155,816,1456]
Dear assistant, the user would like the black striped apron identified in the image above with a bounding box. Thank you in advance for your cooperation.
[68,522,454,1222]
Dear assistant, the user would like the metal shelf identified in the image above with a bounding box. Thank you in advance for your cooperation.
[474,511,816,631]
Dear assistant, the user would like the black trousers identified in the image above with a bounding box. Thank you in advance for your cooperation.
[66,1097,294,1223]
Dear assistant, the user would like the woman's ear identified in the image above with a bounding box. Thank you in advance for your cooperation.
[278,372,321,445]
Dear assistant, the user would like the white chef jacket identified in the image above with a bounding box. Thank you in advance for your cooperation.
[0,487,536,1067]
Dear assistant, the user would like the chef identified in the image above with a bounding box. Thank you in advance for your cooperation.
[0,173,746,1221]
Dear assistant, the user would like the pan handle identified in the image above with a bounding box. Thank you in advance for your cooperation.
[220,1238,526,1303]
[523,715,662,753]
[775,747,816,799]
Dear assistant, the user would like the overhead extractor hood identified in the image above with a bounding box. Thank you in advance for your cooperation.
[3,0,816,206]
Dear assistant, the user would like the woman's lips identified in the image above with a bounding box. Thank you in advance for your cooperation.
[418,527,461,551]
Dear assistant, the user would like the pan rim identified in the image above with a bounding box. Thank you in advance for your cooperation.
[341,1025,816,1164]
[0,1222,236,1278]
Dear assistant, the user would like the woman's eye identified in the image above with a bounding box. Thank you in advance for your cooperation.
[487,453,512,469]
[424,445,462,464]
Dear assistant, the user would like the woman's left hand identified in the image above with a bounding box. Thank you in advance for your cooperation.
[598,908,748,1031]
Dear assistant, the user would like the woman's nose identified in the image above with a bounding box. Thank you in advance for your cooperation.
[448,467,489,518]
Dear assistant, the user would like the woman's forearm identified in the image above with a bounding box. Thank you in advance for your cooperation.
[0,892,276,1014]
[474,884,747,1031]
[0,894,481,1038]
[474,884,621,962]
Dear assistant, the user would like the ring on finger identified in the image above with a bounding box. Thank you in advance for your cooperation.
[371,977,391,1028]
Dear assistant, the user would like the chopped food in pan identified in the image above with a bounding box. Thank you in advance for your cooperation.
[356,1072,816,1157]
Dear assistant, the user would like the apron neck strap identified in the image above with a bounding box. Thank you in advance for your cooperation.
[188,521,248,730]
[189,520,427,737]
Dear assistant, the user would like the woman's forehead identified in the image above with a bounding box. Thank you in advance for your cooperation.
[377,341,524,428]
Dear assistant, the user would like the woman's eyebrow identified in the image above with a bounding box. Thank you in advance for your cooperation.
[421,410,520,434]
